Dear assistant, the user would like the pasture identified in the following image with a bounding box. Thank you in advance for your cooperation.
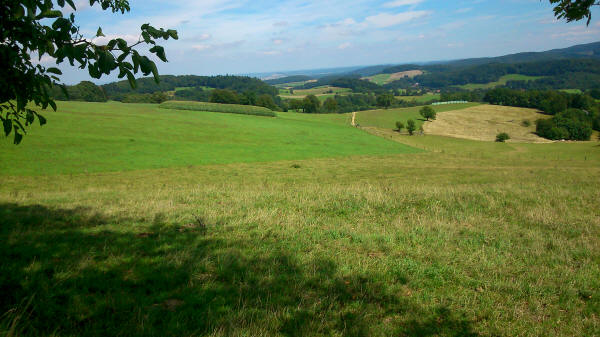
[0,101,415,175]
[278,86,351,100]
[458,74,545,90]
[397,93,441,103]
[1,101,599,337]
[355,102,479,129]
[422,105,552,143]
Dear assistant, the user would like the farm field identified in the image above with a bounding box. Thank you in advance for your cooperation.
[364,70,424,85]
[278,86,351,100]
[457,74,545,90]
[0,101,415,175]
[356,102,479,129]
[1,102,599,337]
[423,105,552,143]
[397,93,441,103]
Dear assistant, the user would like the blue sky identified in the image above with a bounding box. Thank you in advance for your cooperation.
[53,0,600,83]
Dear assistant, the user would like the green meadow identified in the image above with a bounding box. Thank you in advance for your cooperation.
[0,101,415,176]
[458,74,545,90]
[1,101,599,336]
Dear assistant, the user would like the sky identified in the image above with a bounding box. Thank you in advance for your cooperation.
[50,0,600,84]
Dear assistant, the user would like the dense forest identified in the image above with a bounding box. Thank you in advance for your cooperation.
[381,59,600,90]
[264,75,312,85]
[102,75,278,100]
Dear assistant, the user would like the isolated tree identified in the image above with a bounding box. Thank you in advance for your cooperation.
[323,97,338,113]
[407,119,416,135]
[419,106,437,121]
[1,0,178,144]
[302,95,320,113]
[395,121,404,133]
[549,0,599,25]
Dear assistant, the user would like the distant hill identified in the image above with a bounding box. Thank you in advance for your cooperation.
[438,41,600,68]
[265,75,312,85]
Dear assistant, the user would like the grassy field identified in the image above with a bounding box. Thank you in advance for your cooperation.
[356,103,479,129]
[0,102,416,175]
[423,105,551,143]
[458,74,545,90]
[279,86,352,100]
[397,93,441,103]
[1,101,599,336]
[363,73,392,85]
[160,101,277,117]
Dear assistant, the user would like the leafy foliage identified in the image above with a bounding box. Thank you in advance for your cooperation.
[536,109,594,140]
[159,101,277,117]
[302,95,321,113]
[549,0,600,25]
[419,106,437,121]
[50,81,107,102]
[1,0,177,144]
[395,121,404,132]
[495,132,510,142]
[407,119,416,135]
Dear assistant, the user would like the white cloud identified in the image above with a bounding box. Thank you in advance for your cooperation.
[382,0,425,8]
[364,11,430,28]
[338,42,352,49]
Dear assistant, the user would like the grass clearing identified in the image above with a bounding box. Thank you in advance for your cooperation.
[356,103,479,129]
[397,93,441,103]
[160,100,277,117]
[279,86,351,99]
[0,101,417,175]
[423,104,552,143]
[458,74,545,90]
[1,101,599,336]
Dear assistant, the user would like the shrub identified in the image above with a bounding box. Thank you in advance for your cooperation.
[496,132,510,142]
[521,119,531,127]
[159,101,276,117]
[407,119,416,135]
[536,109,593,141]
[395,121,404,132]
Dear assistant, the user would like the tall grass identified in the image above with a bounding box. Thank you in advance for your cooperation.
[160,100,277,117]
[0,101,599,336]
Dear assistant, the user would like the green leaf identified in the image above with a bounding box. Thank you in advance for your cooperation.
[3,119,11,136]
[38,114,47,126]
[126,71,137,89]
[65,0,76,10]
[149,46,167,62]
[96,27,105,37]
[13,132,23,145]
[58,0,65,7]
[36,10,63,19]
[46,67,62,75]
[151,62,160,83]
[167,29,179,40]
[14,5,25,19]
[48,100,57,112]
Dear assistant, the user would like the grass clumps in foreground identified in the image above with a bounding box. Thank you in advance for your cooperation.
[0,139,599,336]
[160,100,277,117]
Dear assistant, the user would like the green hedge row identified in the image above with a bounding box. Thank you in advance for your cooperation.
[159,101,276,117]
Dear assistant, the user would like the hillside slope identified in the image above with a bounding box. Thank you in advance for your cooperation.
[423,105,551,143]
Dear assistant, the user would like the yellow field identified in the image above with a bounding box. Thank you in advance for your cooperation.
[423,105,553,143]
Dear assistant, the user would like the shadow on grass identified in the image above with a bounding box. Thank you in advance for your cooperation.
[0,203,479,336]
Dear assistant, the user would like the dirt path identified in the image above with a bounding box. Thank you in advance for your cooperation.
[351,112,356,126]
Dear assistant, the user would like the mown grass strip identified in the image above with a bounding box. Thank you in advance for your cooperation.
[160,101,277,117]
